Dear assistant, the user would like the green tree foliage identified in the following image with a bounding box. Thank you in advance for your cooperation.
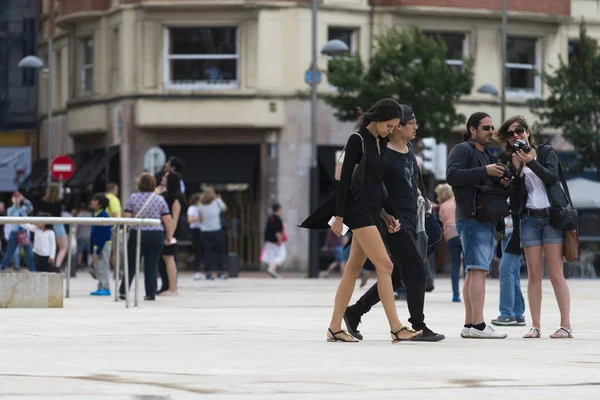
[529,23,600,179]
[324,29,474,141]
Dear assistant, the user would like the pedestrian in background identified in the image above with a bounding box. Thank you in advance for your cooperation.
[89,193,112,296]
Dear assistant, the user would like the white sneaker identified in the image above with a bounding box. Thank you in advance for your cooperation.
[469,325,507,339]
[193,272,205,281]
[461,327,471,338]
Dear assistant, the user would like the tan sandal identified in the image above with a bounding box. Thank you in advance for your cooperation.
[391,326,423,343]
[523,327,541,338]
[327,328,359,343]
[550,327,573,339]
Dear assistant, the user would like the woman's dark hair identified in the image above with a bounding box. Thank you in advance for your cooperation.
[168,156,184,175]
[464,112,491,141]
[495,115,535,152]
[37,211,54,230]
[355,98,403,128]
[92,193,110,209]
[271,202,282,213]
[189,193,201,205]
[163,171,186,206]
[137,172,156,192]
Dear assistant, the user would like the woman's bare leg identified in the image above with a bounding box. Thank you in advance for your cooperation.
[55,236,68,267]
[352,227,404,333]
[524,245,544,329]
[544,243,571,329]
[159,255,178,295]
[328,238,366,341]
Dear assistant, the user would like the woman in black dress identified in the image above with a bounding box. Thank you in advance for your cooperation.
[310,98,422,343]
[157,171,185,296]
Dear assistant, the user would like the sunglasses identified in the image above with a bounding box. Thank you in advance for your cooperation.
[481,125,495,131]
[507,126,525,137]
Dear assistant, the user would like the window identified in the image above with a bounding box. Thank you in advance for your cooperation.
[327,27,358,88]
[506,37,541,97]
[80,37,93,93]
[424,31,468,70]
[164,27,239,89]
[110,28,120,92]
[568,41,581,63]
[55,50,62,106]
[21,18,36,87]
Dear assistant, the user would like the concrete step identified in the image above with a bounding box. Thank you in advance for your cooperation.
[0,271,63,308]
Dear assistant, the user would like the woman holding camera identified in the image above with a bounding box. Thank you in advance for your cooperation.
[497,115,572,339]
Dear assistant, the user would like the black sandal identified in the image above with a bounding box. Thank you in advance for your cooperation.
[327,328,358,343]
[391,326,422,343]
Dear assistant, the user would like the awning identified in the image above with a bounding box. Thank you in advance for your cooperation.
[162,145,259,185]
[68,147,119,187]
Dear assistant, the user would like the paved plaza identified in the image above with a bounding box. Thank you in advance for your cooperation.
[2,272,600,399]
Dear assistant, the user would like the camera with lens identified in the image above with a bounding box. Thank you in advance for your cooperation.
[513,139,531,154]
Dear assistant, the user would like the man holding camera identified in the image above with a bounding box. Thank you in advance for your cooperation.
[446,112,510,339]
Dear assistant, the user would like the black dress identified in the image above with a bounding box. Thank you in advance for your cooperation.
[336,127,393,230]
[162,195,178,257]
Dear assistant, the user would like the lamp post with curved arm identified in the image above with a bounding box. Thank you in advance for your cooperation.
[18,46,53,187]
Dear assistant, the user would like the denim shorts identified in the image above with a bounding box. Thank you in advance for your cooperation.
[456,219,495,273]
[53,224,67,238]
[520,216,564,247]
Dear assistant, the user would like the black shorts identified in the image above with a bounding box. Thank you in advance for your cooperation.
[162,243,177,257]
[345,213,379,230]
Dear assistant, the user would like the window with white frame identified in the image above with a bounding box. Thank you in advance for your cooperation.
[164,27,239,89]
[506,37,541,97]
[423,31,468,70]
[80,37,93,93]
[327,27,358,88]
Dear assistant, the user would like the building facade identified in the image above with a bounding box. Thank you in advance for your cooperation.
[33,0,594,270]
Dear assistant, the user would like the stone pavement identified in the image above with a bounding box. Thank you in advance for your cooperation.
[2,272,600,399]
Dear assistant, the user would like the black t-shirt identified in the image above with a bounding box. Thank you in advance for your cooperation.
[384,146,418,230]
[264,214,283,243]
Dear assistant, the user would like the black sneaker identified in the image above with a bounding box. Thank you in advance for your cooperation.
[411,326,446,342]
[491,316,519,326]
[343,306,363,340]
[515,316,526,326]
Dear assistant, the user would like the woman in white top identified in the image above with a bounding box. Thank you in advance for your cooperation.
[187,193,204,280]
[197,186,227,280]
[21,212,57,273]
[498,115,572,339]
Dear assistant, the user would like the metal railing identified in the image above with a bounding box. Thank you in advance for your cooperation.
[0,216,162,308]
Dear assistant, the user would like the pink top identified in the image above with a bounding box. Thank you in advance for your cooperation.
[438,198,458,240]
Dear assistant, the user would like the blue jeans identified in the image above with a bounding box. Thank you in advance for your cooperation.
[498,233,525,319]
[0,231,35,271]
[455,219,495,273]
[447,236,462,298]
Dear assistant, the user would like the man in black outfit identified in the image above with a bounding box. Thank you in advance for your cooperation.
[343,107,445,342]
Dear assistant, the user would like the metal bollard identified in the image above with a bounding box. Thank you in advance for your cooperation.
[134,223,141,307]
[123,227,130,308]
[114,225,121,302]
[65,225,73,298]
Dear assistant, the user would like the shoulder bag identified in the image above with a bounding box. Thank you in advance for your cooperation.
[413,143,442,257]
[551,159,579,262]
[335,133,367,199]
[471,145,510,223]
[549,158,579,232]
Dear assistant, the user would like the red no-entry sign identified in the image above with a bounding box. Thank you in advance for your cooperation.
[50,155,75,181]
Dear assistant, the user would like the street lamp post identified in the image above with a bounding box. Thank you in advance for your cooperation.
[18,39,53,187]
[308,0,349,278]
